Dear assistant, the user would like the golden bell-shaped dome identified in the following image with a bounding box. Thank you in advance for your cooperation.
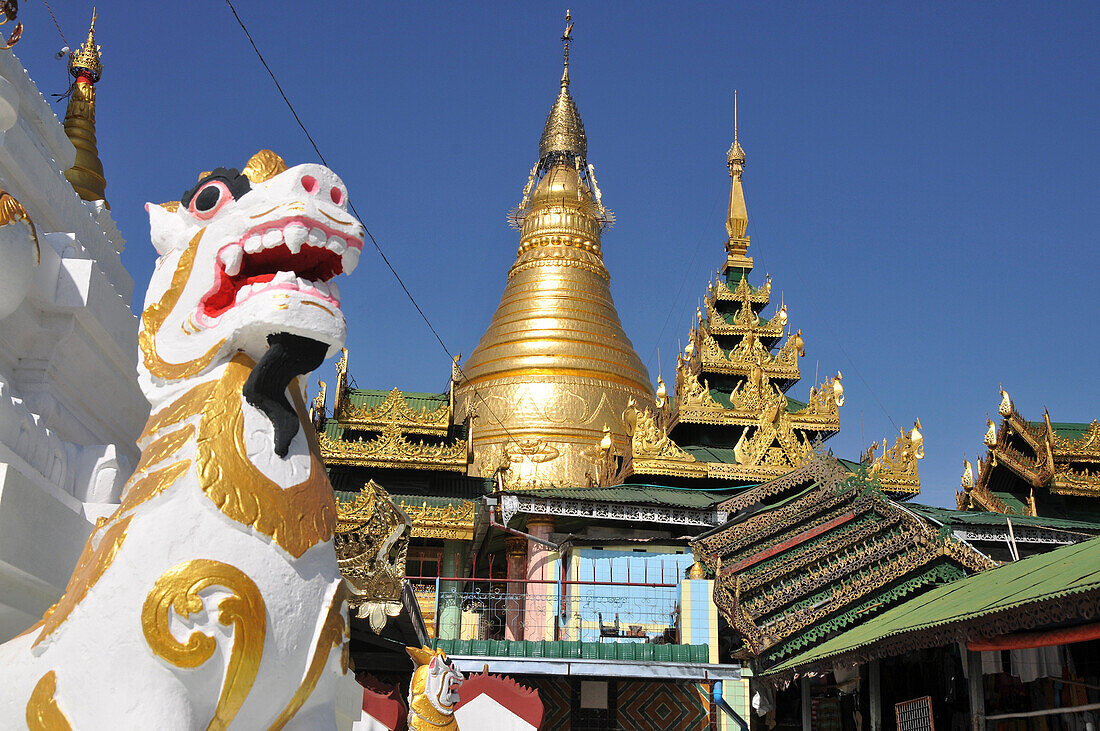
[455,17,653,489]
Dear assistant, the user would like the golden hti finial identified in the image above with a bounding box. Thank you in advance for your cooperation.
[725,90,750,268]
[63,9,108,207]
[561,9,574,88]
[727,90,746,170]
[68,9,102,83]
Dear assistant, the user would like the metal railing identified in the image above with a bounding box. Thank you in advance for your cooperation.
[409,573,685,644]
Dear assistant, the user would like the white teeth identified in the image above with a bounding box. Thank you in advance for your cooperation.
[328,281,340,301]
[235,284,252,304]
[244,235,263,254]
[285,224,308,254]
[295,276,311,291]
[308,228,327,247]
[313,280,330,297]
[326,235,346,254]
[219,245,244,276]
[262,228,282,247]
[342,246,361,275]
[274,270,295,284]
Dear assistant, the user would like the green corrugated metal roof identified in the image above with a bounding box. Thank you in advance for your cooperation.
[767,536,1100,675]
[432,639,710,664]
[1028,420,1092,441]
[908,504,1100,533]
[683,445,740,465]
[992,491,1029,513]
[505,484,738,509]
[343,388,448,412]
[707,389,805,413]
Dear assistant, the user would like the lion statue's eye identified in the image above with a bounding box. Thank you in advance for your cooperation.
[188,180,231,220]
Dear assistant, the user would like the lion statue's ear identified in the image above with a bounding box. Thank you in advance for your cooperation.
[406,645,435,666]
[146,201,190,255]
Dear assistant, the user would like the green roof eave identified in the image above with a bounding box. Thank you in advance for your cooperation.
[765,536,1100,677]
[343,388,448,411]
[907,504,1100,533]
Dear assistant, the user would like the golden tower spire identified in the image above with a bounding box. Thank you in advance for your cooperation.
[63,10,108,207]
[455,12,653,490]
[726,90,751,270]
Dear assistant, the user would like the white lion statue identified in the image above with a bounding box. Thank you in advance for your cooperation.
[0,150,363,729]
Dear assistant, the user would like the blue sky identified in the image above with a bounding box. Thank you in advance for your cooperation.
[12,2,1098,507]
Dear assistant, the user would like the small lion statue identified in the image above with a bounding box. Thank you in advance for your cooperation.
[0,150,363,729]
[406,646,464,730]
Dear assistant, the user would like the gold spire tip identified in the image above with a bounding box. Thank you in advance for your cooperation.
[69,9,102,83]
[727,90,746,168]
[561,10,574,87]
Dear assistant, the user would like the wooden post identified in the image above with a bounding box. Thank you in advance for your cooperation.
[801,677,812,731]
[967,649,985,731]
[869,660,882,731]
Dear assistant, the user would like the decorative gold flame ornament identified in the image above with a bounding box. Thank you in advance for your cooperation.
[455,11,653,489]
[335,481,411,632]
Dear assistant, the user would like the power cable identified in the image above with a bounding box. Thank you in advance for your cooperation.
[224,0,525,451]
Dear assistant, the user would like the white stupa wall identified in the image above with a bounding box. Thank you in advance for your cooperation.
[0,48,146,641]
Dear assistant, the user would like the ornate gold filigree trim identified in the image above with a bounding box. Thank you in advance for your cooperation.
[319,423,467,471]
[338,387,451,436]
[401,500,476,541]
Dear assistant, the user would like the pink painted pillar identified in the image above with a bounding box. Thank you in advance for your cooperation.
[505,536,527,641]
[524,518,556,641]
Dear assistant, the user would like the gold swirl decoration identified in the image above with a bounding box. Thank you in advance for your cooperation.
[268,583,348,730]
[25,671,71,731]
[31,515,133,648]
[196,353,335,558]
[142,560,266,731]
[139,230,226,381]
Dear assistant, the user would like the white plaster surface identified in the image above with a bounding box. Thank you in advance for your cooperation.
[0,48,144,651]
[455,694,538,731]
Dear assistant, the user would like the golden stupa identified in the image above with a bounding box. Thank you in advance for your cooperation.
[455,13,654,489]
[63,12,108,207]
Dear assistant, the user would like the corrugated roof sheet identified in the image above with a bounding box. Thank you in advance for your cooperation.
[343,388,448,412]
[767,535,1100,675]
[908,504,1100,533]
[432,638,710,664]
[503,484,739,509]
[1028,420,1091,440]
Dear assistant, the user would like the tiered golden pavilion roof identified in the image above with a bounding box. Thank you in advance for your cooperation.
[318,349,469,473]
[957,389,1100,517]
[453,14,653,490]
[624,105,925,492]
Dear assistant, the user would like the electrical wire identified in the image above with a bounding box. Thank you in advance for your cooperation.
[223,0,526,452]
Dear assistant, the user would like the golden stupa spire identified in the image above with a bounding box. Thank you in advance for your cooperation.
[725,90,751,270]
[63,10,108,208]
[538,10,586,171]
[456,12,652,489]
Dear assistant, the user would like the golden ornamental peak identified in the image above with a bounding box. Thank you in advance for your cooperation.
[62,9,108,206]
[727,91,746,169]
[69,10,102,83]
[538,11,586,169]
